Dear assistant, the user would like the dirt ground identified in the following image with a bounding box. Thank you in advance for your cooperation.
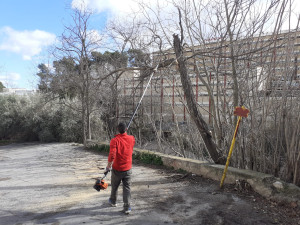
[0,143,299,225]
[133,161,300,225]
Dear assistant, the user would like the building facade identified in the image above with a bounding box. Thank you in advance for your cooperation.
[117,30,300,125]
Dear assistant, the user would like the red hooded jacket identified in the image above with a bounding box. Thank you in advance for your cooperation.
[108,133,135,171]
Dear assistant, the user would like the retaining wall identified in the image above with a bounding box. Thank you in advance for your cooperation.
[95,142,300,206]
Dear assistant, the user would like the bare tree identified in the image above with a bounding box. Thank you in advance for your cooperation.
[52,7,99,146]
[173,32,225,163]
[107,0,300,186]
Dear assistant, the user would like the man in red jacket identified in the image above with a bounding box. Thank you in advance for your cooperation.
[106,122,135,214]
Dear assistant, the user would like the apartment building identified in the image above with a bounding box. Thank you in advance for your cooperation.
[117,30,300,124]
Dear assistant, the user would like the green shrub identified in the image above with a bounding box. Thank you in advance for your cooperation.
[0,94,82,143]
[0,140,14,146]
[176,168,188,174]
[38,129,56,142]
[133,152,163,165]
[58,106,82,142]
[90,144,110,153]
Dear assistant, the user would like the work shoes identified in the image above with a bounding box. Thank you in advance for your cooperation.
[122,207,131,214]
[108,199,117,207]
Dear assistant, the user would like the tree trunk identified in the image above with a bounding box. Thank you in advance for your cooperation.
[173,34,225,164]
[82,100,87,147]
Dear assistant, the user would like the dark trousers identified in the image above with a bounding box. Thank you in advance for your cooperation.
[109,169,132,209]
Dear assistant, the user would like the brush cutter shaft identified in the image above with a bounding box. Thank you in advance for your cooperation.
[127,65,159,131]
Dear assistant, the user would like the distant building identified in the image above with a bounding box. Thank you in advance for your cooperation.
[117,30,300,125]
[0,88,37,95]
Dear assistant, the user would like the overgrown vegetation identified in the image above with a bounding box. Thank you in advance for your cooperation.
[0,139,14,146]
[1,0,299,187]
[0,94,83,142]
[89,144,110,154]
[133,151,163,166]
[0,81,5,92]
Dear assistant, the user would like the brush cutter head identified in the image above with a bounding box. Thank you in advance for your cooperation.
[93,179,108,192]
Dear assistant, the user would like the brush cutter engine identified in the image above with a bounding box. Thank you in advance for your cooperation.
[93,179,108,192]
[93,170,109,192]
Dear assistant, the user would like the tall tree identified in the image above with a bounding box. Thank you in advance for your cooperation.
[48,7,100,146]
[173,33,225,164]
[36,3,140,145]
[108,0,294,166]
[91,51,128,138]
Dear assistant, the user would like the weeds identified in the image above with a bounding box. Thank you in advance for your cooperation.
[0,140,14,146]
[133,152,163,166]
[90,144,110,154]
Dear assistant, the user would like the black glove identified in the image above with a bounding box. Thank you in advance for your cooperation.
[104,167,111,176]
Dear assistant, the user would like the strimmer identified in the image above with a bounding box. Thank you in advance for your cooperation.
[93,170,109,192]
[92,66,158,192]
[126,64,159,131]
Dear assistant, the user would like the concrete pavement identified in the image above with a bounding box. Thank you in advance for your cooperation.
[0,143,298,225]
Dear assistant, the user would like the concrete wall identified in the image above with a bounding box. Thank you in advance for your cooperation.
[96,142,300,205]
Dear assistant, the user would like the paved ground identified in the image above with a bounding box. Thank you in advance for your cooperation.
[0,143,299,225]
